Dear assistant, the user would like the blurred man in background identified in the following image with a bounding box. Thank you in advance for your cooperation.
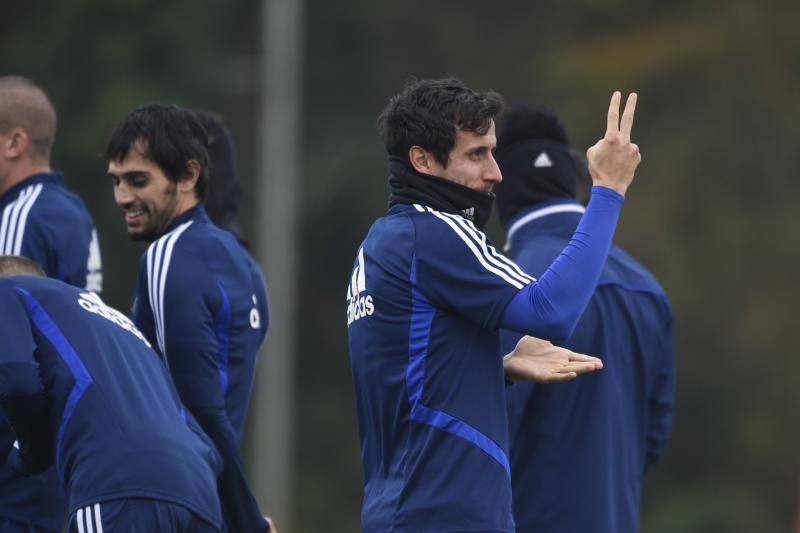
[106,103,273,532]
[0,256,223,532]
[346,78,640,532]
[193,110,248,246]
[495,105,675,533]
[0,75,102,532]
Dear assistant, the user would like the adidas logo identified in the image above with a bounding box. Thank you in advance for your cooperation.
[346,247,375,325]
[78,291,151,348]
[533,152,553,168]
[461,207,475,220]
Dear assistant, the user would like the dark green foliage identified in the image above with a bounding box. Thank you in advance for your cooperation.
[3,0,799,531]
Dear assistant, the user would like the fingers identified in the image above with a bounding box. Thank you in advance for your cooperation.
[619,92,638,140]
[560,361,602,375]
[566,351,601,363]
[542,372,578,384]
[566,351,603,370]
[631,143,642,164]
[605,91,621,137]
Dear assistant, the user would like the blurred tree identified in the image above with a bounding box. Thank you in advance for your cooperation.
[3,0,800,531]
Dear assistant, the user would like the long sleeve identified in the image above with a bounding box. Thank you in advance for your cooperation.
[646,307,676,468]
[134,243,269,532]
[193,407,270,532]
[499,186,624,340]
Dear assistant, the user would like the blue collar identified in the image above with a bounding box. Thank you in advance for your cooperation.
[504,199,585,252]
[1,171,63,203]
[163,203,211,234]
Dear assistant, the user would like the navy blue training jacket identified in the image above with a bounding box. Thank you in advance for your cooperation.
[132,204,270,532]
[502,199,675,533]
[0,172,102,530]
[347,186,624,532]
[0,276,222,529]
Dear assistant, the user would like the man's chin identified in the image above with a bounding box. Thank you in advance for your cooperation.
[126,226,155,242]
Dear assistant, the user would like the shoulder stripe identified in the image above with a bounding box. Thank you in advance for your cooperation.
[0,185,40,254]
[439,212,536,285]
[1,186,32,253]
[146,221,193,358]
[464,217,536,282]
[12,184,43,255]
[146,234,167,358]
[85,504,94,533]
[76,508,85,533]
[422,207,527,289]
[93,503,104,533]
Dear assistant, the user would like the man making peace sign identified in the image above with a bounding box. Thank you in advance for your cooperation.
[347,79,643,533]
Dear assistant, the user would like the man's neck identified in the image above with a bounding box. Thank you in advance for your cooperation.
[176,194,200,218]
[164,195,201,231]
[0,163,51,197]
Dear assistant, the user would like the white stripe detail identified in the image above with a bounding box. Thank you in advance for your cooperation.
[349,263,358,297]
[94,503,104,533]
[76,508,85,533]
[423,207,526,289]
[12,184,43,255]
[0,185,34,254]
[439,211,535,285]
[85,505,94,533]
[146,221,193,358]
[146,235,166,356]
[0,195,14,252]
[413,204,425,212]
[356,247,366,292]
[504,204,586,251]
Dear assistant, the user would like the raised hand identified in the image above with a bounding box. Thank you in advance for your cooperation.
[586,91,642,196]
[503,336,603,384]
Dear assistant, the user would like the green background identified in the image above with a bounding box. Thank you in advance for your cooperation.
[3,1,799,531]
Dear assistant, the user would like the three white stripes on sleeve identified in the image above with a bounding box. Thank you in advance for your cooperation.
[76,503,103,533]
[413,204,535,289]
[145,220,194,359]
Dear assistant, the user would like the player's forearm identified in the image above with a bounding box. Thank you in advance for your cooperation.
[500,186,624,339]
[192,406,271,533]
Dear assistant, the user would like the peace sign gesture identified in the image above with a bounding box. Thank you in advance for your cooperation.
[586,91,642,196]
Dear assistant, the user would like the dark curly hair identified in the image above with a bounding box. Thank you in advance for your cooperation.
[377,77,504,167]
[106,103,210,200]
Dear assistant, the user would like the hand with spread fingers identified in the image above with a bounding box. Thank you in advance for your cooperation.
[503,336,603,384]
[586,91,642,197]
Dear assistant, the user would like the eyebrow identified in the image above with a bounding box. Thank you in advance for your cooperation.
[464,145,493,155]
[107,170,150,179]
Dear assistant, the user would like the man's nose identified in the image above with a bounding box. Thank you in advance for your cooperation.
[114,183,133,206]
[485,153,502,183]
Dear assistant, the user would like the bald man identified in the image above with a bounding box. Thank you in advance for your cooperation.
[0,76,102,531]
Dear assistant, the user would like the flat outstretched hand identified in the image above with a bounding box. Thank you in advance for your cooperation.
[503,336,603,384]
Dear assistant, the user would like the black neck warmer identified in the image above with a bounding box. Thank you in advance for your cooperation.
[387,156,495,229]
[494,139,578,229]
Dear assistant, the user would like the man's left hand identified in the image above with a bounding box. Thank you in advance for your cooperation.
[503,336,603,383]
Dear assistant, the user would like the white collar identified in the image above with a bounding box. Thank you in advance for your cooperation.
[504,203,586,252]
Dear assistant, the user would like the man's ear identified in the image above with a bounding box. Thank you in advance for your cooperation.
[178,159,201,195]
[409,145,437,175]
[1,129,29,160]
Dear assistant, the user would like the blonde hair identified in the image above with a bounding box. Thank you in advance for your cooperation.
[0,76,57,162]
[0,255,46,277]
